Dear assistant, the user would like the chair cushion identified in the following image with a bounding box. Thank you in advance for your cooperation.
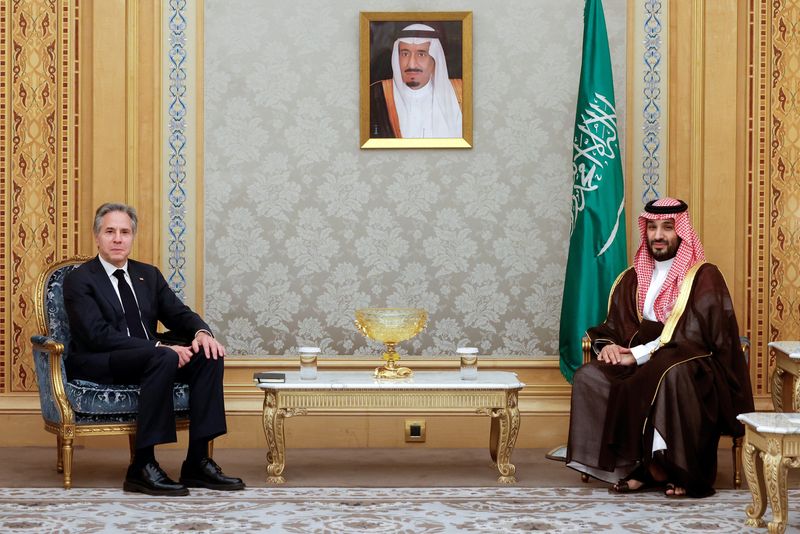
[66,380,190,415]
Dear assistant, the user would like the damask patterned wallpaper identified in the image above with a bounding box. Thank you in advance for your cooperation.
[204,0,627,357]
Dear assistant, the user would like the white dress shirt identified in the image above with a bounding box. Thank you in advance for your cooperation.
[630,258,674,365]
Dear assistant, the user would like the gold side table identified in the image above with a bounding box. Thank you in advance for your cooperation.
[738,412,800,534]
[769,341,800,412]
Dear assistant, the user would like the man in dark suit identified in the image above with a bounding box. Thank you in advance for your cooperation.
[64,202,244,495]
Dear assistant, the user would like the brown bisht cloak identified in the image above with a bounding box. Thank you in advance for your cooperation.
[566,263,754,497]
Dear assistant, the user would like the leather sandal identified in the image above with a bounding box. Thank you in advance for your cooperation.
[609,466,666,494]
[664,483,688,498]
[610,479,647,493]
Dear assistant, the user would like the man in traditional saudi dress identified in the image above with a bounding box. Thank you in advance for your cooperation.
[566,197,753,498]
[369,23,463,138]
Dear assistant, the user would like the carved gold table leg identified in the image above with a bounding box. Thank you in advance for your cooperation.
[263,392,286,484]
[743,438,766,528]
[262,391,307,484]
[494,391,519,484]
[762,437,800,534]
[772,367,785,412]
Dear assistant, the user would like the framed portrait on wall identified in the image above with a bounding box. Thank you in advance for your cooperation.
[359,11,473,149]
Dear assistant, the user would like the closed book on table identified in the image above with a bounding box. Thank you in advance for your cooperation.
[254,372,285,383]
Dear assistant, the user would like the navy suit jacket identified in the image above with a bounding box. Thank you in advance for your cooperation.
[63,256,210,383]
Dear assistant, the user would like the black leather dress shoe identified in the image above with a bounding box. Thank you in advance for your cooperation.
[123,461,189,496]
[180,457,245,491]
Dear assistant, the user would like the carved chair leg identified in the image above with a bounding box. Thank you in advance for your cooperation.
[208,439,214,458]
[56,435,64,473]
[128,434,136,465]
[62,437,74,489]
[733,436,743,489]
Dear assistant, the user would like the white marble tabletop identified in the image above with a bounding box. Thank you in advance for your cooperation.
[737,412,800,434]
[255,370,524,391]
[769,341,800,359]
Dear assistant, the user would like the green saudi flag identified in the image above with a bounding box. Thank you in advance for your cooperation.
[559,0,627,382]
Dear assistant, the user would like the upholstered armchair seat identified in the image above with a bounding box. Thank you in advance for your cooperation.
[67,380,190,418]
[31,257,192,489]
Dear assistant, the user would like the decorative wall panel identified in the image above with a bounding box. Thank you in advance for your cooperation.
[162,0,200,308]
[0,0,6,391]
[628,0,668,241]
[768,0,800,349]
[639,0,666,204]
[2,0,79,393]
[625,0,671,260]
[748,0,800,396]
[203,0,627,357]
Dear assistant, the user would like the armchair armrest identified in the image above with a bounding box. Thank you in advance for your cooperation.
[31,335,74,427]
[581,335,750,367]
[740,336,750,365]
[582,335,592,365]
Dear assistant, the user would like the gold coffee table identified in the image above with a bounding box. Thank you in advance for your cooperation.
[256,370,524,484]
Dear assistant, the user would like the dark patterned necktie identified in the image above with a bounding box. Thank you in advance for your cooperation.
[112,269,147,339]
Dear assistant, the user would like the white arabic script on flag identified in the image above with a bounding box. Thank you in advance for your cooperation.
[570,92,623,256]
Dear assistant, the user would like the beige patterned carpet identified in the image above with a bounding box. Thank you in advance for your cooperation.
[0,486,794,533]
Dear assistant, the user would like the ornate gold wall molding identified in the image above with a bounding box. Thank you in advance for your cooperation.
[688,0,704,236]
[668,0,746,331]
[2,0,80,393]
[748,0,800,397]
[83,0,161,262]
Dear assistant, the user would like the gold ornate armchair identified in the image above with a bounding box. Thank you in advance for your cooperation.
[31,256,192,489]
[580,335,749,489]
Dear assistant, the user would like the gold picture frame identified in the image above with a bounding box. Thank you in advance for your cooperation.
[359,11,473,149]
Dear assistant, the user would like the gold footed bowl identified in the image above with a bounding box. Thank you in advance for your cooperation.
[354,308,427,379]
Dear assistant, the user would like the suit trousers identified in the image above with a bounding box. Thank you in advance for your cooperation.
[109,346,227,449]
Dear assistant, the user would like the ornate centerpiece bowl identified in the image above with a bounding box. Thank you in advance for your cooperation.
[354,308,427,379]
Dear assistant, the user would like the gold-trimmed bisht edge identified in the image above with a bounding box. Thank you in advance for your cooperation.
[641,260,710,434]
[658,261,706,346]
